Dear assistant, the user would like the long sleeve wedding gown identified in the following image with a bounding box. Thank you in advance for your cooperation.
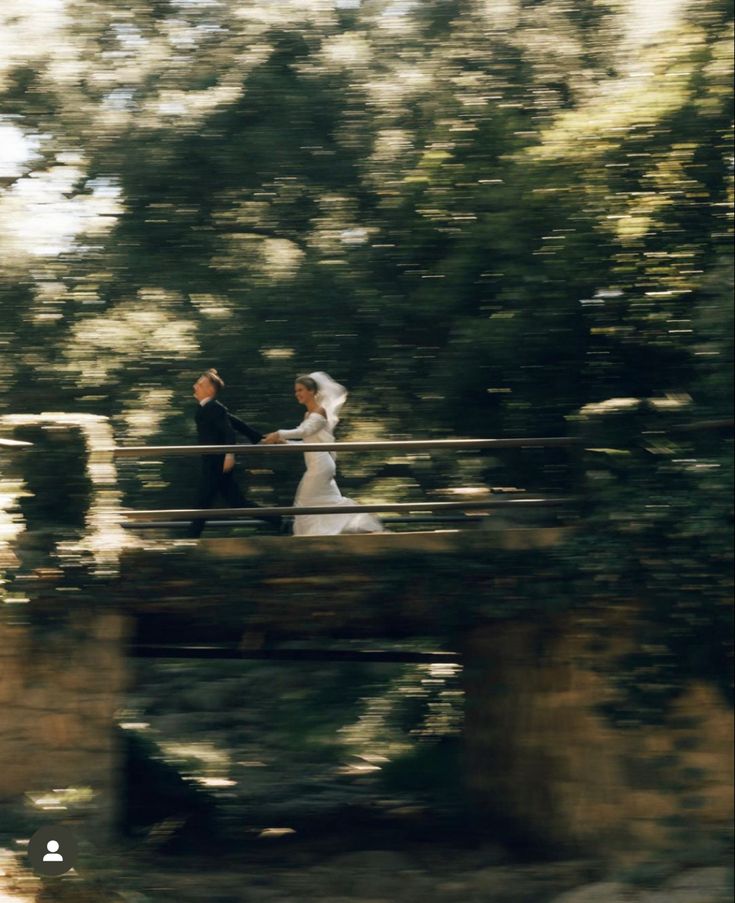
[277,412,384,536]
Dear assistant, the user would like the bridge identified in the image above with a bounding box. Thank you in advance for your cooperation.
[0,407,732,858]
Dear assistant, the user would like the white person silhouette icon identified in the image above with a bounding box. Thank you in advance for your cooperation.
[27,825,78,876]
[43,839,64,862]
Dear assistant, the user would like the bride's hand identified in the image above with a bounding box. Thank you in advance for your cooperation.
[262,432,283,444]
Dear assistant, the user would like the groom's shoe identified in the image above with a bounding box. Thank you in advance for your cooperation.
[279,517,293,536]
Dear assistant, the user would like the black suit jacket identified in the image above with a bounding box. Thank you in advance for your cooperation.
[194,400,262,473]
[228,412,263,445]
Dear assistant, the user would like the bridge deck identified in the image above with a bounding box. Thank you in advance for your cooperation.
[111,527,573,648]
[179,526,571,557]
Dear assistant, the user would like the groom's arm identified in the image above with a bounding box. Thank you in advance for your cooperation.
[207,404,238,472]
[228,413,263,445]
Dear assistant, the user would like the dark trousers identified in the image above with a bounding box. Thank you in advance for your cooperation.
[187,463,280,537]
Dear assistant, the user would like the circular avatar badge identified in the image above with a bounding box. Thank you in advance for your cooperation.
[27,824,79,877]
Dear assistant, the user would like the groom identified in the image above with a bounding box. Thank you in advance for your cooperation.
[187,368,276,538]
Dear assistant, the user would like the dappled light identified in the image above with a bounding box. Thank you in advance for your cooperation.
[0,0,732,901]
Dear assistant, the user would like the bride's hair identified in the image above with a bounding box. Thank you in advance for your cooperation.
[295,375,318,393]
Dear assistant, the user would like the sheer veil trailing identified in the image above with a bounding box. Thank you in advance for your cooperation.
[310,371,347,432]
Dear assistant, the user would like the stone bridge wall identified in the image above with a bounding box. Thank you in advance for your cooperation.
[464,611,734,855]
[0,540,732,858]
[0,610,130,835]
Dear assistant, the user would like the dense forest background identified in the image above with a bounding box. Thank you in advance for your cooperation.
[0,0,731,449]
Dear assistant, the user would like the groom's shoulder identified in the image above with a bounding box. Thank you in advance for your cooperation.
[197,399,228,420]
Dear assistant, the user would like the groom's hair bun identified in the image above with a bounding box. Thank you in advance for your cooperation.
[204,368,225,392]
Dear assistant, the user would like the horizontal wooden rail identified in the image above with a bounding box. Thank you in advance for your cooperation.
[130,645,461,663]
[122,513,480,529]
[666,419,733,433]
[0,438,33,448]
[123,497,574,522]
[112,437,579,457]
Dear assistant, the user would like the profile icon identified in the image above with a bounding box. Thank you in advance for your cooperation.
[27,825,78,876]
[42,839,64,862]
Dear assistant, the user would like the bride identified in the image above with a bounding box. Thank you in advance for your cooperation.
[262,372,384,536]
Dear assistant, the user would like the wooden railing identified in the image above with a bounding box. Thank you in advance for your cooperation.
[112,436,579,457]
[124,497,573,522]
[5,421,729,529]
[113,436,578,526]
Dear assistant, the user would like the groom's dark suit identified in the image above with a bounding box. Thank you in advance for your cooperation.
[187,399,269,538]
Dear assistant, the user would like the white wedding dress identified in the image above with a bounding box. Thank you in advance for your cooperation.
[277,375,384,537]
